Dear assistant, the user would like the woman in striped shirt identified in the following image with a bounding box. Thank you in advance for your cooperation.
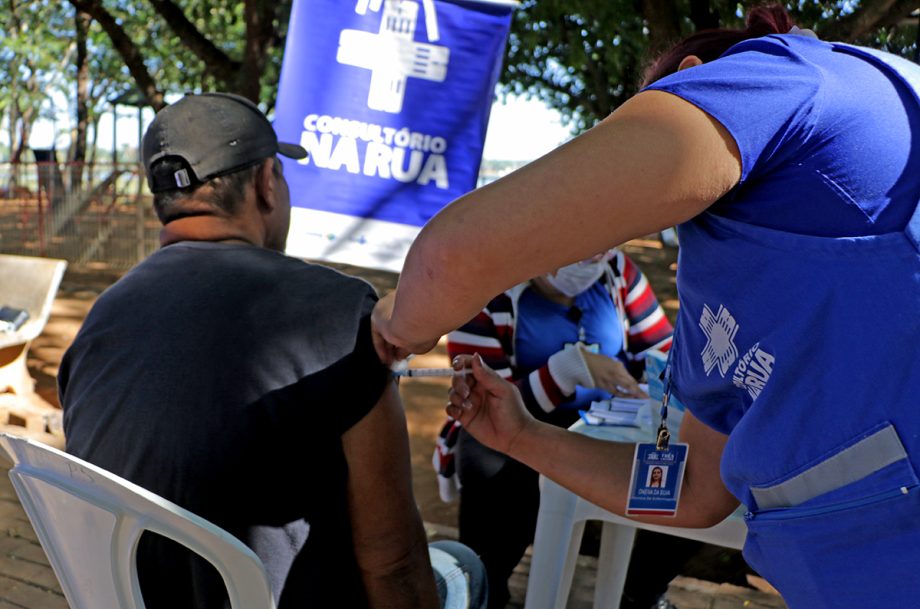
[435,248,677,609]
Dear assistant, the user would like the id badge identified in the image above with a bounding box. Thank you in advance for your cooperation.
[625,442,689,517]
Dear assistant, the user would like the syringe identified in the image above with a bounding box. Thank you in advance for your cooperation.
[393,367,472,378]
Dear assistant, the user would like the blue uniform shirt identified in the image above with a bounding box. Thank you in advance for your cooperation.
[648,34,920,238]
[646,37,920,609]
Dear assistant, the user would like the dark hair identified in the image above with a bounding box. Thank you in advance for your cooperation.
[641,4,795,88]
[151,156,282,224]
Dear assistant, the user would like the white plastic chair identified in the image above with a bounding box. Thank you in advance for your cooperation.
[0,254,67,394]
[0,432,276,609]
[0,254,68,441]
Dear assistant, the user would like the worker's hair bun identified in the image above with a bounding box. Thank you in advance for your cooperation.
[745,4,796,37]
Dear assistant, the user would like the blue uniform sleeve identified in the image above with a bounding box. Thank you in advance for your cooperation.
[644,35,824,184]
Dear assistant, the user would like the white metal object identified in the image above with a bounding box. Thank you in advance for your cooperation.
[0,433,277,609]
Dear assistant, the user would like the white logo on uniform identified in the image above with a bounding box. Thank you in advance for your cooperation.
[732,342,775,400]
[699,304,739,377]
[339,0,450,113]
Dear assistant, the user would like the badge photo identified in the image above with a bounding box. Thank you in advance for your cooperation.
[625,442,689,517]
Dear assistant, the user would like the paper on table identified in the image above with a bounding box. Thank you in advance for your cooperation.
[581,396,650,427]
[0,306,29,333]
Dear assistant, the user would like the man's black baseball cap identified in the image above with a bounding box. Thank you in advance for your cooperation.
[142,92,307,193]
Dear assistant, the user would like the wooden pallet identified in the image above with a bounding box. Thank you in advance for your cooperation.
[0,393,64,449]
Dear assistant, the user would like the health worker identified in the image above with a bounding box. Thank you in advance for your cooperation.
[373,5,920,608]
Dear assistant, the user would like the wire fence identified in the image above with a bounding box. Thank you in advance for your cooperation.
[0,162,159,270]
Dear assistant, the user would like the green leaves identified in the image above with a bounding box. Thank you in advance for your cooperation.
[1,0,915,158]
[502,0,918,132]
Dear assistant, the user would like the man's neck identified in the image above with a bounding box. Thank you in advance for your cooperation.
[159,215,258,248]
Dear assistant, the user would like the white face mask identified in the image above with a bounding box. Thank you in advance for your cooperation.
[545,259,608,297]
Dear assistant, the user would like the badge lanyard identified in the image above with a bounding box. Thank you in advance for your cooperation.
[657,359,673,450]
[625,344,687,518]
[655,317,678,450]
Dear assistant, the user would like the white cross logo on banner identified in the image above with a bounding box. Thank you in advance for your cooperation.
[338,0,450,114]
[699,304,740,378]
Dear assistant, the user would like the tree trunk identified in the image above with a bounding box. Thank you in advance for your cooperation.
[819,0,919,42]
[87,116,101,191]
[12,110,34,166]
[641,0,683,54]
[147,0,240,85]
[8,2,23,172]
[689,0,720,32]
[237,0,277,102]
[8,99,19,163]
[67,0,165,110]
[72,7,91,192]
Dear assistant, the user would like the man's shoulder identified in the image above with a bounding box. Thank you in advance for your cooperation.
[279,259,379,313]
[96,246,378,323]
[145,244,377,293]
[288,258,376,290]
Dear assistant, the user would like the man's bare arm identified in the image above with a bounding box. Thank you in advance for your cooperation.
[342,379,439,608]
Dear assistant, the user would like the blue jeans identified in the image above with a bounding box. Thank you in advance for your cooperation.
[429,540,488,609]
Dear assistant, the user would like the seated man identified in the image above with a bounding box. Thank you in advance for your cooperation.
[58,92,485,609]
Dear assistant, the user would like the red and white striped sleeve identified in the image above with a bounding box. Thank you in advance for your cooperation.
[447,295,513,379]
[621,254,673,358]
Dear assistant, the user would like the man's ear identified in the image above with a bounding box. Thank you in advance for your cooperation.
[254,158,276,212]
[677,55,703,72]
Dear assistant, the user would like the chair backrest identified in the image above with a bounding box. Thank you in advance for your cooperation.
[0,433,276,609]
[0,254,67,350]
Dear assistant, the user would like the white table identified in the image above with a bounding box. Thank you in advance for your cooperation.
[523,411,747,609]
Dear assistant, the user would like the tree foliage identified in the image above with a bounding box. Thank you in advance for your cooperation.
[503,0,919,132]
[0,0,75,161]
[66,0,292,110]
[1,0,916,163]
[0,0,292,164]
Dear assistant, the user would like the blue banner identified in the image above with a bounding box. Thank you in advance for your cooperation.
[274,0,515,271]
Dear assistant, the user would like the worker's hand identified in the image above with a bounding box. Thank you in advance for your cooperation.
[446,354,535,456]
[371,291,439,366]
[581,351,647,399]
